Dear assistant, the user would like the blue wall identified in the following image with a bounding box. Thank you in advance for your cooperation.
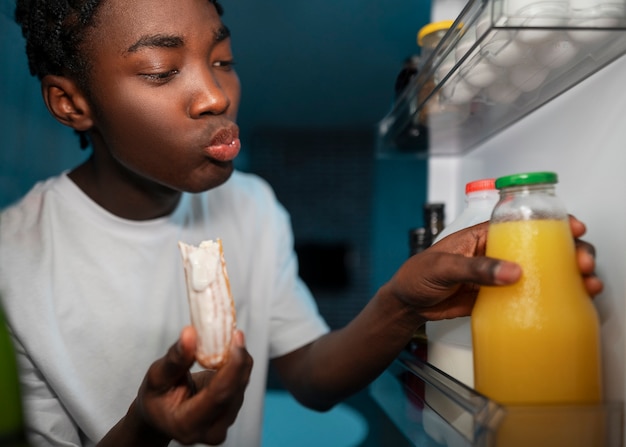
[225,1,429,133]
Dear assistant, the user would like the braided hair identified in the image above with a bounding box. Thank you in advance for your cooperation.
[14,0,224,148]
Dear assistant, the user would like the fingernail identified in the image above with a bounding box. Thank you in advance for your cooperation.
[234,330,245,348]
[494,261,522,285]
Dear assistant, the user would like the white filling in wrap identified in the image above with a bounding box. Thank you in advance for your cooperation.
[178,239,236,369]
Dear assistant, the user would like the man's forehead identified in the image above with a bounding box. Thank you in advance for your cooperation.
[88,0,227,53]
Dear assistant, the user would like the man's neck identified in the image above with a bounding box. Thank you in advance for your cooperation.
[68,156,182,221]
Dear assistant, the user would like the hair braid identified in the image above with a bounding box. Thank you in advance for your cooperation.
[16,0,98,82]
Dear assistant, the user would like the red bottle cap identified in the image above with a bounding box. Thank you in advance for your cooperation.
[465,178,496,194]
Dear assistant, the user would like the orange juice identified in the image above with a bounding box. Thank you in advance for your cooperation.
[472,219,602,405]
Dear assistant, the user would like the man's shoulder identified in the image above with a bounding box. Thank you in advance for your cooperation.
[0,174,66,234]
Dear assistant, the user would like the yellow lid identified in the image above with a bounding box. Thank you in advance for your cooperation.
[417,20,455,46]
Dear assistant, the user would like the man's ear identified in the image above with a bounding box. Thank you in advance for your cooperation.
[41,75,94,132]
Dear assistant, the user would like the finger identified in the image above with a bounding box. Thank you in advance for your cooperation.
[429,253,522,287]
[419,290,478,320]
[430,222,489,256]
[203,330,252,395]
[568,215,586,238]
[145,326,197,391]
[391,251,522,313]
[205,331,253,424]
[186,330,252,409]
[575,240,596,275]
[583,276,604,298]
[180,331,252,436]
[492,260,523,285]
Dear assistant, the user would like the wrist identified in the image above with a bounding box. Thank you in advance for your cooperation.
[377,282,427,334]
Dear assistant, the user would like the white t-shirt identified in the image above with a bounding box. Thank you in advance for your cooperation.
[0,171,329,447]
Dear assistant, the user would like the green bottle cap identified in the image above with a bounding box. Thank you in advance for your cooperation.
[495,171,558,189]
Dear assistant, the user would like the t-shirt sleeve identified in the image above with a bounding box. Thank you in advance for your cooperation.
[265,196,330,359]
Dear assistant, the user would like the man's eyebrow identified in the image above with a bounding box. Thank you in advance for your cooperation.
[125,26,230,54]
[215,25,231,42]
[126,34,184,54]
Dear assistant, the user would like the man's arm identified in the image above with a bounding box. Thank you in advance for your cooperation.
[273,217,602,411]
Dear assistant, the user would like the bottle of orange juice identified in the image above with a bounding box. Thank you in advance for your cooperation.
[472,171,603,406]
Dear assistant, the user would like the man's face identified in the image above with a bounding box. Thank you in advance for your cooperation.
[83,0,241,193]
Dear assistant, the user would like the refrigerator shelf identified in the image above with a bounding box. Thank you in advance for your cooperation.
[369,350,624,446]
[377,0,626,157]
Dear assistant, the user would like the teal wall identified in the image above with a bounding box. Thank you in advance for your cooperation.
[370,157,429,294]
[0,8,87,209]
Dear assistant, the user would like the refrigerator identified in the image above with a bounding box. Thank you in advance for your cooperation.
[428,53,626,407]
[371,0,626,443]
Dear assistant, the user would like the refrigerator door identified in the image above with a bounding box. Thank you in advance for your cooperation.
[429,53,626,412]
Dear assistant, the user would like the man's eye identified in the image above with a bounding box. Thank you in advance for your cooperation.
[213,60,236,70]
[141,70,179,83]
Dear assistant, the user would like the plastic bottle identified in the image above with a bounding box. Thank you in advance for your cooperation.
[422,203,445,246]
[394,55,420,99]
[408,227,431,257]
[472,171,603,405]
[394,55,430,152]
[433,178,498,244]
[0,304,29,446]
[421,180,498,447]
[417,21,455,67]
[417,22,471,127]
[425,179,498,388]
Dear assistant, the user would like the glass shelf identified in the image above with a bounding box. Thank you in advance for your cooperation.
[369,350,624,446]
[377,0,626,157]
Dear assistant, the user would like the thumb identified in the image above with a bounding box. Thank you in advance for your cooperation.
[145,326,197,391]
[418,252,522,291]
[490,259,522,285]
[449,255,522,286]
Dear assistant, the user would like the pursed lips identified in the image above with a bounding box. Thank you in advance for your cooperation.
[203,125,241,162]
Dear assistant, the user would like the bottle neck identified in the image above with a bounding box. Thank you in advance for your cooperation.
[466,189,499,207]
[492,183,566,223]
[499,183,556,198]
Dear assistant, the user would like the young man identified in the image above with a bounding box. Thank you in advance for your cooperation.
[1,0,602,446]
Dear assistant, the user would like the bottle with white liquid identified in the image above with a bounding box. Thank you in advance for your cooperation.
[433,178,498,245]
[426,178,499,387]
[422,179,498,447]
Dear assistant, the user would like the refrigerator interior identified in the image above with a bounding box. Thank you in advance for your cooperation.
[428,52,626,418]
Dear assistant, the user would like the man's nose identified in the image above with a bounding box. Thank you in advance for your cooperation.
[188,68,231,117]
